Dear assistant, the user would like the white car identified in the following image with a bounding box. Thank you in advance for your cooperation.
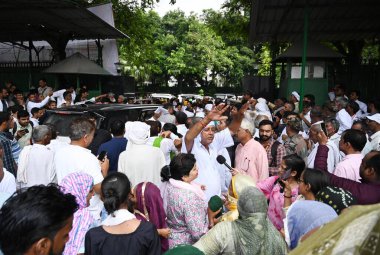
[178,94,203,102]
[214,93,237,100]
[150,93,175,100]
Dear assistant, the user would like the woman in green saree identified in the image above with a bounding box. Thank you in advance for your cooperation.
[194,186,287,255]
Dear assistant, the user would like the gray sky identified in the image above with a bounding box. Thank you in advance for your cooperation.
[154,0,224,16]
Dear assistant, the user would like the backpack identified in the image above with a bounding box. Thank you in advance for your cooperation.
[269,141,281,167]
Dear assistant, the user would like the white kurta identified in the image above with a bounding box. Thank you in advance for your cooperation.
[118,144,166,187]
[182,128,234,200]
[17,144,55,188]
[0,168,16,194]
[146,136,177,165]
[336,109,353,135]
[307,141,341,173]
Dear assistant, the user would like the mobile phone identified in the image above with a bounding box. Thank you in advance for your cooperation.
[320,122,327,136]
[98,151,107,161]
[278,169,292,193]
[24,129,29,133]
[281,169,292,181]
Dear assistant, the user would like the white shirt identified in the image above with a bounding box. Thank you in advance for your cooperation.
[307,141,341,173]
[54,89,76,107]
[146,136,177,165]
[27,96,51,115]
[118,144,166,187]
[54,144,104,220]
[0,168,16,194]
[158,113,176,124]
[0,100,9,112]
[302,111,311,133]
[46,139,69,154]
[336,109,353,134]
[30,117,39,127]
[182,128,234,200]
[329,133,341,150]
[17,144,55,188]
[54,144,103,184]
[218,148,232,194]
[370,131,380,151]
[356,100,367,115]
[176,124,188,137]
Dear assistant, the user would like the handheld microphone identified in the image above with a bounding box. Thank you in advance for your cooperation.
[216,155,233,172]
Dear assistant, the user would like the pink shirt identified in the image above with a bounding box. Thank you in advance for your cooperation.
[235,138,269,182]
[333,153,363,182]
[257,176,298,230]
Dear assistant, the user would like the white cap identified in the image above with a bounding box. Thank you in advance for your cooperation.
[291,91,300,101]
[367,113,380,124]
[240,118,255,135]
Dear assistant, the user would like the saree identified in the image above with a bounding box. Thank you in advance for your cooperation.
[221,174,256,222]
[287,200,338,250]
[232,186,287,255]
[194,187,287,255]
[290,203,380,255]
[135,182,169,252]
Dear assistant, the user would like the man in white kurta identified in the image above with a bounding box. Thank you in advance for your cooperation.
[118,121,166,187]
[17,126,55,188]
[307,122,341,173]
[182,103,247,200]
[0,165,16,195]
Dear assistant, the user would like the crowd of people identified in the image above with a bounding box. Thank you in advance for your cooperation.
[0,79,380,255]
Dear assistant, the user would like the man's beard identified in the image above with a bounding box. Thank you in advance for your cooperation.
[259,135,271,141]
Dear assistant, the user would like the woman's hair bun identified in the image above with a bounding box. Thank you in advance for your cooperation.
[161,165,171,182]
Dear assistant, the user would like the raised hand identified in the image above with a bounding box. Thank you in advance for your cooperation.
[206,103,229,121]
[317,130,328,145]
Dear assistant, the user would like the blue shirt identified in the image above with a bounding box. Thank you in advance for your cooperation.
[98,137,127,173]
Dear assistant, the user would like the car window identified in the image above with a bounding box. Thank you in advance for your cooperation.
[43,113,82,137]
[140,109,156,121]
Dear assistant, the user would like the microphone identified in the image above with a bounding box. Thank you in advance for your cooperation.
[216,155,233,172]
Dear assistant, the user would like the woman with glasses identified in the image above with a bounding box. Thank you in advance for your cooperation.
[257,154,305,231]
[160,153,218,248]
[283,168,330,208]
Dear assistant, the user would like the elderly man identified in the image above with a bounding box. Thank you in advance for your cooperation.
[325,118,341,150]
[17,125,55,188]
[233,118,269,182]
[307,122,341,173]
[118,121,166,187]
[182,103,247,199]
[366,113,380,151]
[334,96,352,134]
